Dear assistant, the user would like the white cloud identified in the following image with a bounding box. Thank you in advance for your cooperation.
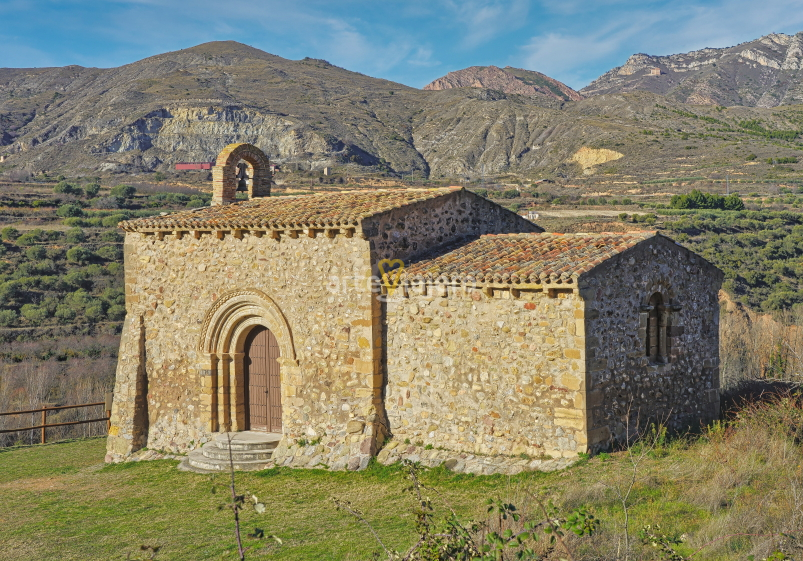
[407,46,440,67]
[441,0,530,48]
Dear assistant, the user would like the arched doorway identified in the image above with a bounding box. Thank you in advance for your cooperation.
[244,326,282,432]
[198,289,297,434]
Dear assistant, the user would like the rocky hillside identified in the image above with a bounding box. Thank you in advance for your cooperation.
[2,40,803,183]
[0,42,429,176]
[582,32,803,107]
[423,65,583,104]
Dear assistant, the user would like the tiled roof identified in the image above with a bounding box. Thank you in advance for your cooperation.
[120,187,462,232]
[399,232,658,285]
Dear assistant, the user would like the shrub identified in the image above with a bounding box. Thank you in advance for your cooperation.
[66,246,93,264]
[84,183,101,197]
[0,227,19,241]
[15,230,43,246]
[46,247,64,260]
[107,305,126,321]
[65,228,86,244]
[724,193,745,211]
[95,245,121,261]
[618,212,629,221]
[622,198,632,205]
[25,246,46,260]
[100,231,123,243]
[101,214,128,228]
[54,305,77,322]
[57,204,84,218]
[0,309,17,327]
[0,243,6,257]
[102,287,125,306]
[20,304,48,325]
[84,303,105,322]
[64,289,92,312]
[185,197,206,208]
[53,181,77,194]
[84,263,105,277]
[110,184,136,199]
[498,189,520,199]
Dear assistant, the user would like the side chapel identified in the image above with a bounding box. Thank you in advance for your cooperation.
[106,143,722,472]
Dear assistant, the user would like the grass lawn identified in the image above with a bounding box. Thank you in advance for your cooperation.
[0,438,553,560]
[0,405,799,561]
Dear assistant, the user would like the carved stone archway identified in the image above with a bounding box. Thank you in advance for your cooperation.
[197,289,296,432]
[211,143,272,205]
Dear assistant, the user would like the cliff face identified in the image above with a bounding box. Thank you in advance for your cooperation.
[424,65,583,103]
[582,32,803,107]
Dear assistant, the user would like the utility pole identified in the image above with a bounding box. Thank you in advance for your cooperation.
[726,173,730,195]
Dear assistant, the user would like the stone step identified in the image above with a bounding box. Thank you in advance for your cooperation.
[201,441,274,462]
[186,448,272,472]
[212,431,282,452]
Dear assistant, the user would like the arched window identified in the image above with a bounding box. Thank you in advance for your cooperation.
[646,292,665,363]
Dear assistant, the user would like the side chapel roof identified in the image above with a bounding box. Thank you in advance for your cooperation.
[399,231,659,286]
[119,187,463,232]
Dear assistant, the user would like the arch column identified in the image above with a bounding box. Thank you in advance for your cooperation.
[198,290,297,434]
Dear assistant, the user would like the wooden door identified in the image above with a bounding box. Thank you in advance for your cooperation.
[244,326,282,432]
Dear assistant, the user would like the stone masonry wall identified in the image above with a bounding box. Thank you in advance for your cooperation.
[106,229,382,470]
[384,285,587,459]
[580,235,722,450]
[362,190,542,265]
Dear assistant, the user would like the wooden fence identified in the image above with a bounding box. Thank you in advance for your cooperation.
[0,392,112,444]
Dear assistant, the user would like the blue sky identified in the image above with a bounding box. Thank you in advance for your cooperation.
[2,0,803,90]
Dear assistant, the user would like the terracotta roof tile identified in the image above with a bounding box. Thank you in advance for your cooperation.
[120,187,462,232]
[400,232,657,285]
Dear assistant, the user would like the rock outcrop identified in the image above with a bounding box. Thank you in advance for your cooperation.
[424,65,583,103]
[582,31,803,107]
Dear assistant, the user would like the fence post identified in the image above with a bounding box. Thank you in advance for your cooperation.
[41,406,46,444]
[105,392,113,431]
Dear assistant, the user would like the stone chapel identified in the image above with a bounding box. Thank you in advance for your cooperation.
[106,143,723,473]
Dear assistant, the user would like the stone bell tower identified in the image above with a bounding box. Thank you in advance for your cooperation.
[211,143,272,205]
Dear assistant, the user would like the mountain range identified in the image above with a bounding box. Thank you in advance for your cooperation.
[1,33,803,181]
[582,32,803,107]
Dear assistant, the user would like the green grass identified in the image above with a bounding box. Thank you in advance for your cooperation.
[0,439,546,560]
[0,400,800,561]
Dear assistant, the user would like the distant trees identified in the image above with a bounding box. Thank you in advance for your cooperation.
[670,190,744,211]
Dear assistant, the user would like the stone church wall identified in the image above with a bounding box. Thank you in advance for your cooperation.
[384,285,587,459]
[580,235,723,450]
[107,229,383,469]
[362,190,542,264]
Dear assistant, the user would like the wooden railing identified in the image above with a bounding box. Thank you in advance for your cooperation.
[0,393,113,444]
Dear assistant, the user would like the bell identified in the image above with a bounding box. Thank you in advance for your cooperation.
[236,177,248,192]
